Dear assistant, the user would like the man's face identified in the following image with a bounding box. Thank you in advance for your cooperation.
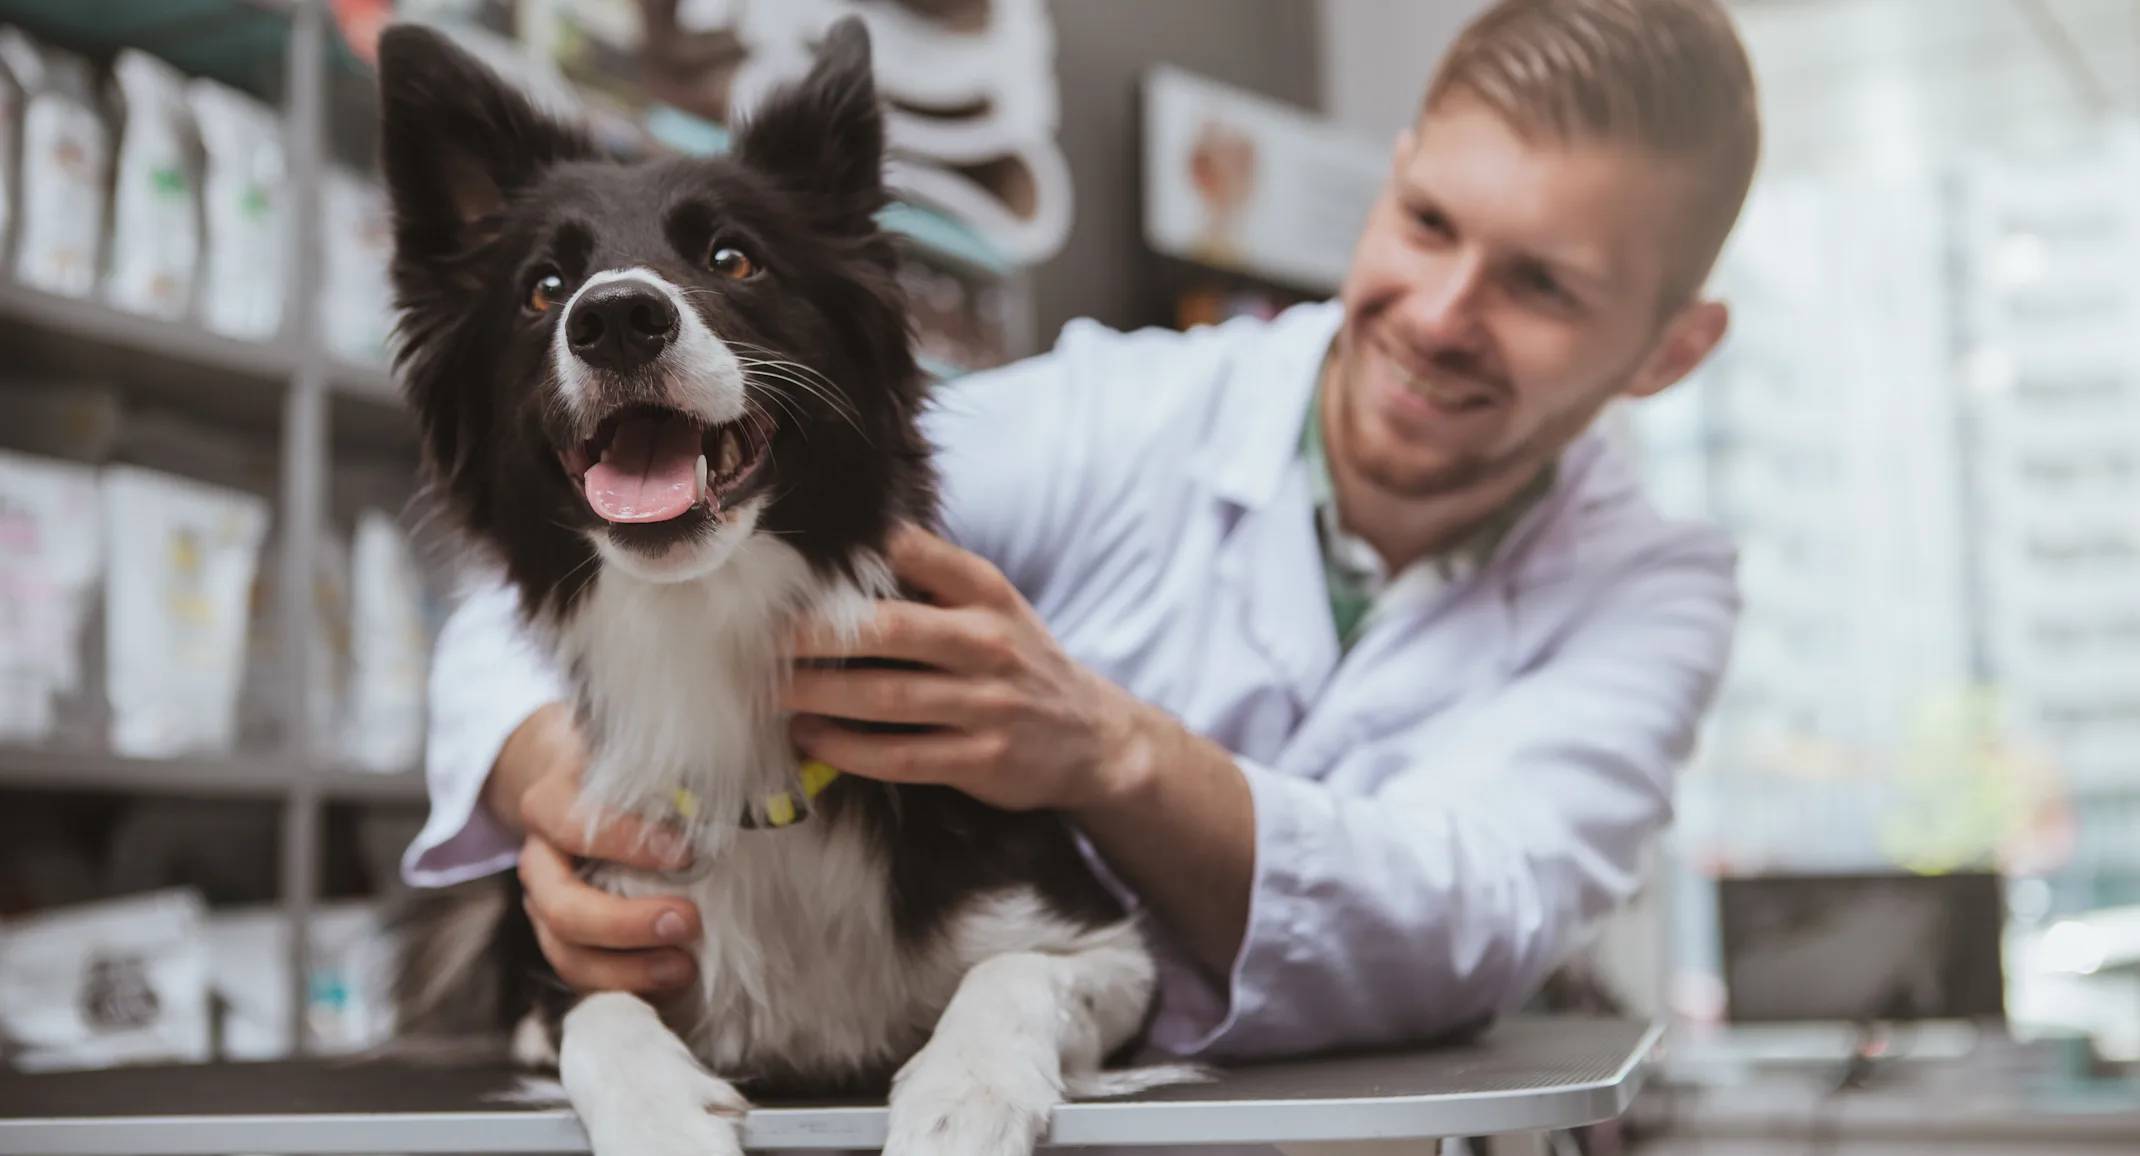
[1332,93,1727,498]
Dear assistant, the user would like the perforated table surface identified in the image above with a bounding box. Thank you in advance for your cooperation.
[0,1017,1659,1154]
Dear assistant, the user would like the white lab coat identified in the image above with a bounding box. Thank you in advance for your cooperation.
[403,299,1740,1062]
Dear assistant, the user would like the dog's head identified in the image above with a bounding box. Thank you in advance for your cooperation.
[378,18,932,609]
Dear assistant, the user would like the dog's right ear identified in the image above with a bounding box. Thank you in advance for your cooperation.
[376,24,589,274]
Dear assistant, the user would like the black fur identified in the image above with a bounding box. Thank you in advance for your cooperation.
[378,18,1132,1095]
[380,17,935,615]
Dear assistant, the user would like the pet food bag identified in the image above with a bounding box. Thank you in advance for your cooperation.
[207,902,395,1060]
[342,510,429,773]
[319,168,397,363]
[102,49,201,321]
[101,465,271,758]
[189,78,285,340]
[237,525,346,758]
[0,451,102,743]
[0,28,110,298]
[0,889,213,1072]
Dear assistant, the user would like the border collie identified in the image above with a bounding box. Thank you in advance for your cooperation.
[375,18,1184,1156]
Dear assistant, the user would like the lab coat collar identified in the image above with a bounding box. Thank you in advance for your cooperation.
[1196,300,1345,512]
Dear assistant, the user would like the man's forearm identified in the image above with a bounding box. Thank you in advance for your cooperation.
[1068,702,1256,979]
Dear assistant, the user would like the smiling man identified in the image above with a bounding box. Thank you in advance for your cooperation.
[405,0,1757,1060]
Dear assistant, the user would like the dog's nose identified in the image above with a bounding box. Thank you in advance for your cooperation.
[566,283,679,371]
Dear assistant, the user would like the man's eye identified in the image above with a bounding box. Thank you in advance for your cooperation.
[527,270,567,313]
[1513,264,1571,305]
[1412,208,1455,240]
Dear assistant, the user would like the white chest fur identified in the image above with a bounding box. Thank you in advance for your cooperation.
[603,822,964,1079]
[551,535,1122,1086]
[556,535,945,1078]
[558,535,884,857]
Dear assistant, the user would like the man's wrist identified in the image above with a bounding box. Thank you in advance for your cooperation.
[485,701,571,835]
[1070,688,1169,818]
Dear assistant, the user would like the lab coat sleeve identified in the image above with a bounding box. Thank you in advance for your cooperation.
[398,578,569,888]
[1151,530,1740,1060]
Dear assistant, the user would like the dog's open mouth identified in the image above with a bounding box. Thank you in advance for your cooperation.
[559,405,770,524]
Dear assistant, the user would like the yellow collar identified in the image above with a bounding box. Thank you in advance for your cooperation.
[669,759,842,831]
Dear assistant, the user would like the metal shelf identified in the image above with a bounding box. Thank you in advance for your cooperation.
[0,745,427,804]
[0,277,396,406]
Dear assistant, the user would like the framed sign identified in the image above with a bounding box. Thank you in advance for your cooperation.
[1142,64,1387,295]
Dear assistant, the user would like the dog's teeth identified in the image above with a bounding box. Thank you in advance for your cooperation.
[694,453,709,503]
[599,446,611,465]
[718,428,742,476]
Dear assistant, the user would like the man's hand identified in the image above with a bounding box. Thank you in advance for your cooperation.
[783,525,1155,813]
[486,703,703,993]
[783,524,1255,976]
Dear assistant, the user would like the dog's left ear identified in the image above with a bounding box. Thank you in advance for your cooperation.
[734,16,886,231]
[376,23,590,273]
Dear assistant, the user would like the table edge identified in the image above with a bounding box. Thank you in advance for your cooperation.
[0,1023,1663,1154]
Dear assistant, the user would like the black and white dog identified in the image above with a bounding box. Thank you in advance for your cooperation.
[376,18,1183,1156]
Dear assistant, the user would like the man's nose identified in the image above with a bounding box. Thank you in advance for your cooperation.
[1398,249,1490,347]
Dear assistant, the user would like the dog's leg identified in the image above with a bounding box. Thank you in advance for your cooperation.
[559,991,750,1156]
[883,923,1155,1156]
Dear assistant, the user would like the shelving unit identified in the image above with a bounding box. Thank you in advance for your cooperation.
[0,0,398,1057]
[0,745,426,803]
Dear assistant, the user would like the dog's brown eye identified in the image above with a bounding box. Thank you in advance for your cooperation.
[710,248,759,281]
[527,271,566,313]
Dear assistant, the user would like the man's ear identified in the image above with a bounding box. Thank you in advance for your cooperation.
[375,23,589,272]
[1625,299,1730,399]
[733,16,885,231]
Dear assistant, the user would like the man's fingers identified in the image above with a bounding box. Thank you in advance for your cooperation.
[789,717,1009,788]
[518,837,702,952]
[519,772,692,871]
[530,917,696,994]
[782,667,998,726]
[884,523,1019,610]
[790,602,1026,683]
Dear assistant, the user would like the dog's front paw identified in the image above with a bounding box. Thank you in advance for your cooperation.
[581,1095,745,1156]
[883,1040,1059,1156]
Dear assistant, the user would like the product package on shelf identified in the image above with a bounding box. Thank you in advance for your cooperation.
[0,889,213,1073]
[342,510,428,774]
[319,168,395,364]
[101,49,201,322]
[0,450,103,744]
[188,78,285,341]
[206,901,396,1061]
[100,465,271,759]
[0,27,110,298]
[237,525,347,761]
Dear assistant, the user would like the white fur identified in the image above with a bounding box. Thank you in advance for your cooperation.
[541,525,1169,1156]
[884,919,1157,1156]
[561,993,750,1156]
[560,532,884,860]
[551,266,748,428]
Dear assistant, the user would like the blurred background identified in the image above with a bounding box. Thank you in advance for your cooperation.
[0,0,2137,1150]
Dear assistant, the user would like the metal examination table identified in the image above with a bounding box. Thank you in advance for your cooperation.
[0,1018,1658,1156]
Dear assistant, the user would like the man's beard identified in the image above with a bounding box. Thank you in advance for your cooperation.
[1331,336,1622,501]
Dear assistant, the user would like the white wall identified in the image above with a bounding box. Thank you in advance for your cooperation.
[1315,0,1487,140]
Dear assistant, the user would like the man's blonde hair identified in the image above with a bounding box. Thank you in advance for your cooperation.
[1425,0,1761,308]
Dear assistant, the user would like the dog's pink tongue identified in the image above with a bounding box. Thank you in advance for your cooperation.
[584,414,701,523]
